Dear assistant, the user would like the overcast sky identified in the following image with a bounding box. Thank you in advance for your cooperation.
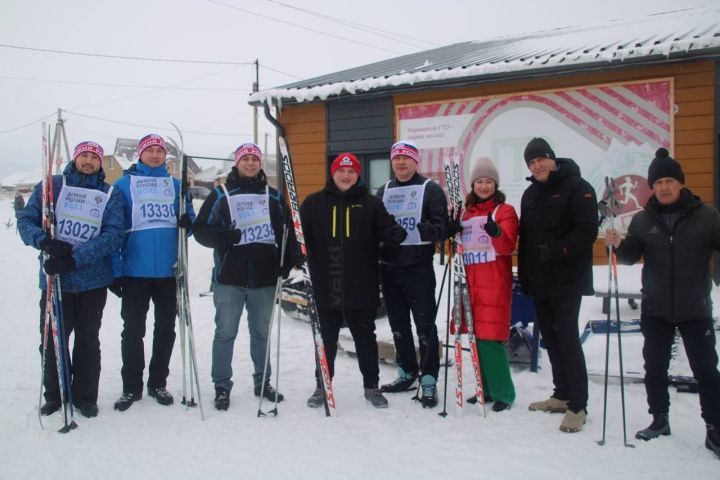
[0,0,713,178]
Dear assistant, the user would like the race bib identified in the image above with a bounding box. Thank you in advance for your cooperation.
[382,180,430,245]
[55,184,111,246]
[460,211,498,265]
[223,185,276,246]
[129,176,177,231]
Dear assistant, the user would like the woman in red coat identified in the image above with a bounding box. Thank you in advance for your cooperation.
[461,156,519,411]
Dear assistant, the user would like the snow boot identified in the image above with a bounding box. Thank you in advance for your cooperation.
[492,401,511,412]
[214,387,230,411]
[419,375,438,408]
[74,402,98,418]
[559,408,587,433]
[40,400,61,416]
[529,396,568,413]
[706,424,720,459]
[307,387,324,408]
[635,414,671,441]
[114,391,142,411]
[381,368,418,393]
[147,387,174,406]
[364,388,389,409]
[254,379,284,403]
[467,393,493,405]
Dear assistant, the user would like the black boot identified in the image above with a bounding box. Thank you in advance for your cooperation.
[74,402,98,418]
[214,387,230,411]
[114,392,142,412]
[148,387,174,406]
[706,424,720,459]
[635,413,671,440]
[40,400,61,416]
[254,380,284,403]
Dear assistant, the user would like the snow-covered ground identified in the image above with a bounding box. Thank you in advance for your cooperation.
[1,194,718,479]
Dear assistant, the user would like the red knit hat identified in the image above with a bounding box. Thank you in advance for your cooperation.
[330,153,361,176]
[391,140,420,163]
[73,141,104,162]
[137,134,167,157]
[234,142,262,164]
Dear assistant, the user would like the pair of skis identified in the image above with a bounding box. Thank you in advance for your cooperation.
[39,121,77,433]
[278,137,336,417]
[169,124,204,420]
[443,157,486,417]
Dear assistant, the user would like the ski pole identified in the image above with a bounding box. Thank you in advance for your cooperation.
[597,176,613,446]
[438,242,453,417]
[613,251,634,448]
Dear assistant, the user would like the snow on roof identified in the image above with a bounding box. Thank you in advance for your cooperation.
[249,6,720,106]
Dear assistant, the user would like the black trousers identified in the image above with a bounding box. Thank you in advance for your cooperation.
[641,315,720,427]
[380,261,440,379]
[39,287,106,404]
[534,295,588,412]
[315,309,380,389]
[120,277,177,394]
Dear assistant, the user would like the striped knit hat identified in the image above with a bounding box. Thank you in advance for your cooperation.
[73,141,104,162]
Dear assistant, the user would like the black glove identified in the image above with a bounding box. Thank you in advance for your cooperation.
[221,228,243,249]
[108,277,125,298]
[44,256,75,275]
[386,224,408,245]
[417,222,440,242]
[447,208,463,238]
[483,212,501,238]
[41,238,73,258]
[538,242,553,263]
[178,213,193,230]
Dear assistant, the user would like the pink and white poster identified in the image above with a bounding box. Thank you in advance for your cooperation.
[397,79,673,233]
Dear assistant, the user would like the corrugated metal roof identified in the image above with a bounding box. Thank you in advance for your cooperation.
[249,6,720,106]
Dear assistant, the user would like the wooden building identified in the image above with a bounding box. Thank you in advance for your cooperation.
[250,6,720,260]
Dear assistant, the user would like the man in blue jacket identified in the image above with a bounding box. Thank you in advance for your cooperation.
[18,141,125,418]
[112,134,195,411]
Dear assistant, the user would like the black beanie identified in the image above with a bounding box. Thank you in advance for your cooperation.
[524,137,556,164]
[647,148,684,187]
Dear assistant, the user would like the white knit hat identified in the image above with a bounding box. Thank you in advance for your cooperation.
[470,157,499,184]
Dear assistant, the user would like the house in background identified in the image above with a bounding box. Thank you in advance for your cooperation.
[106,138,201,185]
[250,6,720,261]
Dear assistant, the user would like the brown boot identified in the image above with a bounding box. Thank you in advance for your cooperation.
[529,397,568,413]
[559,409,587,433]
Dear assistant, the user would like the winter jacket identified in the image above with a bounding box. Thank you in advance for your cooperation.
[375,172,448,269]
[113,161,195,279]
[301,180,402,312]
[518,158,598,300]
[17,162,125,293]
[460,199,519,341]
[615,189,720,323]
[194,168,298,288]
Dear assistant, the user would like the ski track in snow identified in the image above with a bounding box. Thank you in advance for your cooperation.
[1,196,718,479]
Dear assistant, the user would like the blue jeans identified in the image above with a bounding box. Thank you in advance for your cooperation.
[211,283,276,391]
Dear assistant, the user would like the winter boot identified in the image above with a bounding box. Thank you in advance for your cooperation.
[529,396,568,413]
[214,387,230,411]
[706,424,720,459]
[364,388,389,409]
[559,408,587,433]
[74,402,98,418]
[419,375,438,408]
[307,387,325,408]
[40,400,61,416]
[148,387,174,406]
[254,379,285,403]
[467,393,493,405]
[381,368,418,393]
[635,414,671,441]
[492,401,511,412]
[114,392,142,411]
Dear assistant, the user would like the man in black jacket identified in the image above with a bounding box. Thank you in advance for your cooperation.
[518,137,598,433]
[606,148,720,458]
[300,153,406,409]
[194,143,299,411]
[376,140,449,408]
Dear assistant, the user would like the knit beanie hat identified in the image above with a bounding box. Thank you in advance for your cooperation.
[470,156,499,184]
[647,147,684,187]
[73,141,104,162]
[390,140,420,163]
[330,152,361,176]
[137,134,167,157]
[234,142,262,165]
[523,137,555,164]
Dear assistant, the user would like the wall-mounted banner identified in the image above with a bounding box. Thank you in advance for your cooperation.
[397,79,673,233]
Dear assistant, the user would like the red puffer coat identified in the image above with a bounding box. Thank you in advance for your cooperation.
[456,199,518,341]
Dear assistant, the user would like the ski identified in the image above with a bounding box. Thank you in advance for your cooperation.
[278,136,336,417]
[443,156,486,417]
[169,124,204,420]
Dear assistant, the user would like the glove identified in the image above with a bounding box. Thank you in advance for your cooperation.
[178,213,193,230]
[386,224,408,245]
[483,212,501,238]
[447,208,463,238]
[44,255,75,275]
[108,277,125,298]
[417,222,440,242]
[41,238,73,258]
[538,242,553,263]
[221,228,243,249]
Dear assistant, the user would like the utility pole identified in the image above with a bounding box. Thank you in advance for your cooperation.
[253,58,259,145]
